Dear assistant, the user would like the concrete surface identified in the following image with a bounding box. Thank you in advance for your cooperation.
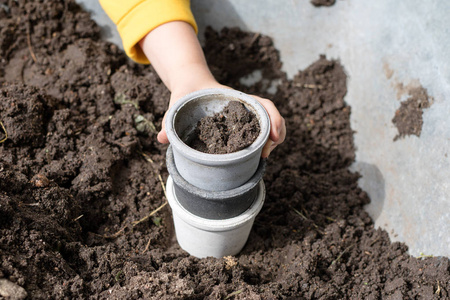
[75,0,450,257]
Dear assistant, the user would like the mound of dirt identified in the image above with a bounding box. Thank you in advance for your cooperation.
[0,1,448,299]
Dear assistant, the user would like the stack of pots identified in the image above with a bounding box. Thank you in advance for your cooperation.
[165,88,270,258]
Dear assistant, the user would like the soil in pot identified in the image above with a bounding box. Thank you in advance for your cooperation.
[188,101,261,154]
[0,1,449,299]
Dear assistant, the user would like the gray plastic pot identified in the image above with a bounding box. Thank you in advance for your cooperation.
[166,175,266,258]
[166,145,266,219]
[165,88,270,191]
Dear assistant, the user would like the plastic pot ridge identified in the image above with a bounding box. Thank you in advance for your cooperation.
[166,145,266,219]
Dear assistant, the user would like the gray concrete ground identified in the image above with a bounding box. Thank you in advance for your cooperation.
[76,0,450,257]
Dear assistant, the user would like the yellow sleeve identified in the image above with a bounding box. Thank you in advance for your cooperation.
[99,0,198,64]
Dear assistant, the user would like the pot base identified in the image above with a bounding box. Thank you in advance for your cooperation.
[166,176,266,258]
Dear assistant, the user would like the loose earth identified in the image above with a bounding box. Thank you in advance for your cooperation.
[189,101,260,154]
[0,1,448,299]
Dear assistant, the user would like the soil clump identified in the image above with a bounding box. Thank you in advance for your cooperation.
[189,101,260,154]
[392,86,433,141]
[310,0,336,7]
[0,1,448,299]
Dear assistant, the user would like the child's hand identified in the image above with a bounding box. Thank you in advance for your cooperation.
[250,94,286,158]
[157,85,286,158]
[139,21,285,157]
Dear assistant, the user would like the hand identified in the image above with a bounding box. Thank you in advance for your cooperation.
[157,86,286,159]
[251,95,286,158]
[139,21,285,157]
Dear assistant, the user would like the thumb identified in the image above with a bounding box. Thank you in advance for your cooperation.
[157,113,169,144]
[157,129,169,144]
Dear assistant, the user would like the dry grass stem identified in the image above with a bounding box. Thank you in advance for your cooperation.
[105,151,169,239]
[325,216,336,222]
[26,24,37,63]
[131,201,167,227]
[141,152,154,163]
[330,244,355,267]
[142,237,152,254]
[369,236,381,246]
[158,174,167,198]
[292,207,325,235]
[435,280,441,295]
[294,83,324,89]
[248,32,260,47]
[131,173,168,227]
[103,225,127,239]
[225,289,244,299]
[73,215,84,221]
[292,207,308,221]
[0,120,8,143]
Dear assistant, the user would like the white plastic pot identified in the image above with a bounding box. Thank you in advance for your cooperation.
[165,88,270,191]
[166,175,266,258]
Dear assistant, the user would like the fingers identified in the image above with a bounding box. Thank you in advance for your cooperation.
[157,91,286,159]
[254,96,284,142]
[261,140,273,158]
[274,116,286,148]
[252,96,286,158]
[157,114,169,144]
[157,130,169,144]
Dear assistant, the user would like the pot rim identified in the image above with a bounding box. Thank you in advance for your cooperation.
[165,88,270,165]
[166,176,266,231]
[166,145,266,201]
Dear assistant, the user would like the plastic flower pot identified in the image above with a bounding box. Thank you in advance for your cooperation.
[166,145,265,219]
[166,175,266,258]
[165,88,270,191]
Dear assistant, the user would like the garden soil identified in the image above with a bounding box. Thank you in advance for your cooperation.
[392,86,433,141]
[0,1,449,299]
[189,101,260,154]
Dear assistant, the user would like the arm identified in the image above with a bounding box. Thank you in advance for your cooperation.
[139,21,286,157]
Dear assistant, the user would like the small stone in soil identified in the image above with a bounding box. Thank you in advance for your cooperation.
[0,279,28,300]
[189,101,260,154]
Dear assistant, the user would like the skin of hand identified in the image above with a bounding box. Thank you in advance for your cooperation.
[139,21,286,158]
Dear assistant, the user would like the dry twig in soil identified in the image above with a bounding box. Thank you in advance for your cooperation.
[140,151,154,163]
[0,120,7,143]
[436,280,441,296]
[26,22,37,63]
[142,237,152,254]
[104,154,168,239]
[329,244,355,267]
[131,201,167,227]
[225,289,244,299]
[292,207,325,235]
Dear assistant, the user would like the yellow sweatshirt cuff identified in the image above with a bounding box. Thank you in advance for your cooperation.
[113,0,198,64]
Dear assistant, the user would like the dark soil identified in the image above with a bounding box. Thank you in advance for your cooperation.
[0,1,449,299]
[189,101,260,154]
[310,0,336,7]
[392,86,433,141]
